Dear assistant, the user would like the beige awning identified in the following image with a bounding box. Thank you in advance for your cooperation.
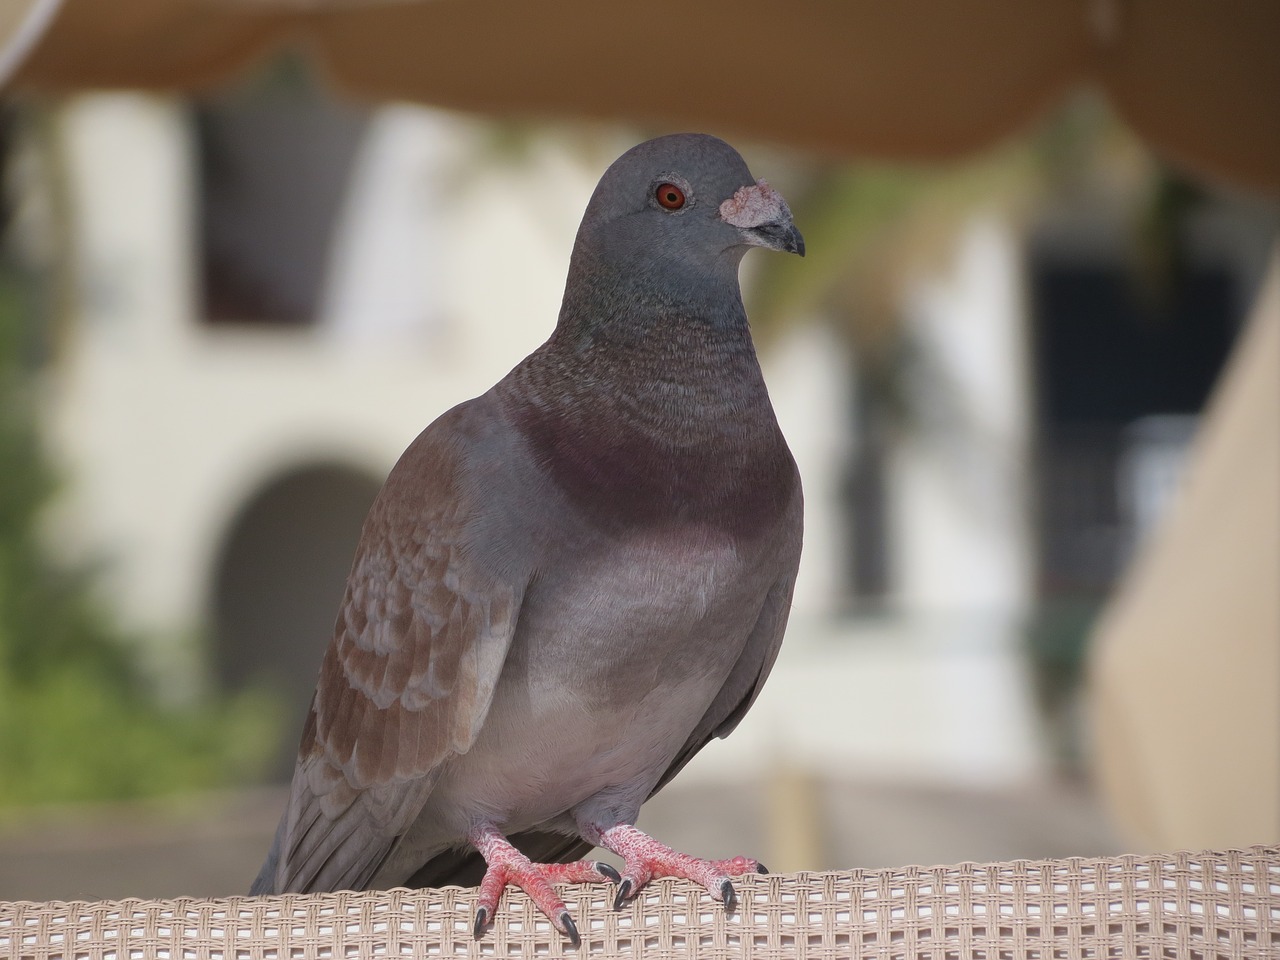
[1089,249,1280,851]
[1,0,1277,192]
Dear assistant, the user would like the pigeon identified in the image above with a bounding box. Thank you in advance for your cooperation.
[251,133,805,945]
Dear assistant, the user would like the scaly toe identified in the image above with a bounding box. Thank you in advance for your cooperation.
[593,824,766,912]
[473,856,573,942]
[469,826,611,944]
[542,858,619,885]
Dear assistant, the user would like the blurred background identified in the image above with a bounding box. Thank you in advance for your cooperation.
[0,1,1275,902]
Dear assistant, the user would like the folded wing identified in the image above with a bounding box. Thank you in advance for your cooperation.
[255,402,526,894]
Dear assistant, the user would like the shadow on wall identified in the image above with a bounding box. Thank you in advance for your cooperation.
[210,462,382,779]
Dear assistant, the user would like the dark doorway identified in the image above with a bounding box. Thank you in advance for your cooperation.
[211,462,382,778]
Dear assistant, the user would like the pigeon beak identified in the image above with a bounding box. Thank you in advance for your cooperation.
[719,179,805,257]
[748,219,806,257]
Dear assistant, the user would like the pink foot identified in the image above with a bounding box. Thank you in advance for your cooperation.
[468,824,619,945]
[589,823,766,912]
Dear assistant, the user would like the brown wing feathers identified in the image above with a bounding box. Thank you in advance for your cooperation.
[262,408,524,893]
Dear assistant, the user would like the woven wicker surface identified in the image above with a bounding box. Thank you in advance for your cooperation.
[2,845,1276,959]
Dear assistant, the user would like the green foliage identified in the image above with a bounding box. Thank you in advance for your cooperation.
[0,269,281,809]
[0,666,281,807]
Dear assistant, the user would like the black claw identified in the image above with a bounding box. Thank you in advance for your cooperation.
[756,862,769,875]
[595,861,621,884]
[472,906,489,940]
[559,912,581,948]
[720,879,738,914]
[613,878,633,910]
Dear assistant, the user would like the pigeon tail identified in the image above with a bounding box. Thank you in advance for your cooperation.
[249,812,287,895]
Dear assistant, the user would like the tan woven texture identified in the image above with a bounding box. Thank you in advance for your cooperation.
[2,846,1277,959]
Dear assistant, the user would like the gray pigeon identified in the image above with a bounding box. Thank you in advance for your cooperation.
[251,133,805,944]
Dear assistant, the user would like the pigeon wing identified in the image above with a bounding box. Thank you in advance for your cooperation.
[262,400,526,894]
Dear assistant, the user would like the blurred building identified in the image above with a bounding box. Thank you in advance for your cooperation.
[13,87,598,760]
[6,78,1273,785]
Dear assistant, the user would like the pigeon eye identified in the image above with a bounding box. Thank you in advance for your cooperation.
[655,183,686,210]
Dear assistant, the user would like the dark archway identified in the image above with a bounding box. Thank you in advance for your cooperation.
[211,462,383,779]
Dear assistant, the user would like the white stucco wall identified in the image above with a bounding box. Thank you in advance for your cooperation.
[38,95,586,690]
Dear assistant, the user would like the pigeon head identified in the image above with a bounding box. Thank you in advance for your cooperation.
[567,134,804,307]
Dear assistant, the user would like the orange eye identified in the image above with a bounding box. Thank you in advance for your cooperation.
[655,182,686,210]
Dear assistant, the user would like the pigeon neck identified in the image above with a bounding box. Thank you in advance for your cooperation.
[555,247,746,339]
[536,254,773,440]
[497,260,795,533]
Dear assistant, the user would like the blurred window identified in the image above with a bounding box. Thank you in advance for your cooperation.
[845,397,892,602]
[1030,246,1241,597]
[194,58,370,326]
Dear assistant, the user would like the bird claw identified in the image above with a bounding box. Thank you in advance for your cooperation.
[469,825,614,944]
[472,862,582,943]
[557,911,581,947]
[612,877,634,910]
[720,878,738,913]
[593,824,762,914]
